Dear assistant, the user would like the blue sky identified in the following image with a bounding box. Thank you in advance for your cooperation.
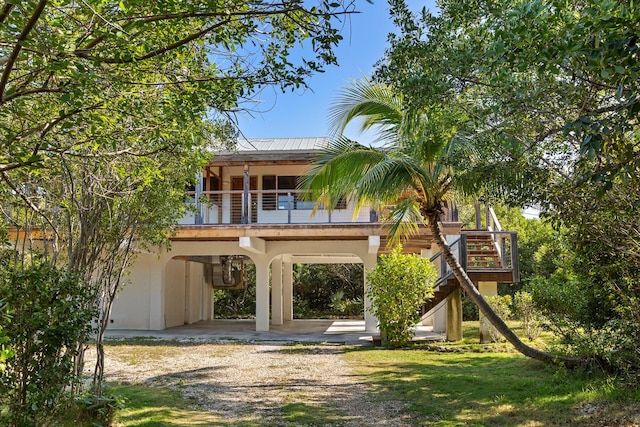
[237,0,437,143]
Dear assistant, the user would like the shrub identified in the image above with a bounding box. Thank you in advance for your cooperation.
[366,246,437,348]
[512,290,543,340]
[0,255,96,426]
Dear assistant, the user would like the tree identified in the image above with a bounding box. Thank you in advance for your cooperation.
[375,0,639,374]
[0,0,353,175]
[303,78,581,365]
[0,0,357,404]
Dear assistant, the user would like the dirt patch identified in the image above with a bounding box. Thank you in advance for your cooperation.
[86,340,412,426]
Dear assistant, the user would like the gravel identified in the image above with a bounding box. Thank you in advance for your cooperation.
[86,340,413,426]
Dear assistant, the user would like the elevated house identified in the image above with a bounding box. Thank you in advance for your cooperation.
[106,137,519,339]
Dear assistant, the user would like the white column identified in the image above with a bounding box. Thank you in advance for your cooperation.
[283,258,294,321]
[271,257,283,325]
[254,257,270,331]
[362,254,378,332]
[149,258,165,330]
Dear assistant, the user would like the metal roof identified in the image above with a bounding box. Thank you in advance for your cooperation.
[207,137,330,164]
[233,137,330,152]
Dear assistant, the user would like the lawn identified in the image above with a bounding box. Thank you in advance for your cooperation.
[94,323,640,426]
[343,323,640,426]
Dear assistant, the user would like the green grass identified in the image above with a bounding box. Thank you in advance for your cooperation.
[109,383,254,426]
[281,402,346,426]
[76,325,640,426]
[107,383,348,427]
[344,335,640,426]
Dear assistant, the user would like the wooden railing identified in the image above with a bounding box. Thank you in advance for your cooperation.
[428,203,520,291]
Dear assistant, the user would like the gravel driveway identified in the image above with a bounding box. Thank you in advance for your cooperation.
[91,339,413,426]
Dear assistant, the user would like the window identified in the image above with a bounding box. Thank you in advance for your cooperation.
[262,175,315,210]
[262,175,276,210]
[334,196,347,210]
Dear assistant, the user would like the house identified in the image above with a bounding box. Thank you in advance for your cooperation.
[110,137,519,340]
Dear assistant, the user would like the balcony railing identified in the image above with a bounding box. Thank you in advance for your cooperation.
[180,189,460,226]
[181,189,374,225]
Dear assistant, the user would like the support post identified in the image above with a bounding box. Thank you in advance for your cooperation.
[271,257,283,326]
[362,254,378,332]
[254,258,270,331]
[242,162,250,224]
[283,258,293,321]
[446,288,462,341]
[478,281,498,343]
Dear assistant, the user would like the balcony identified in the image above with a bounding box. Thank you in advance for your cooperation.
[175,189,462,248]
[181,189,399,226]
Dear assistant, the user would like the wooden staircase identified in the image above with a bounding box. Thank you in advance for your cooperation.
[421,277,458,316]
[419,205,520,319]
[465,233,502,268]
[419,233,505,316]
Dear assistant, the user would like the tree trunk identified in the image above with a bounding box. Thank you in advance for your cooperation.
[428,214,584,368]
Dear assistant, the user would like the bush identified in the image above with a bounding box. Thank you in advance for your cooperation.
[512,290,543,340]
[366,246,437,348]
[294,264,363,317]
[72,390,125,427]
[0,255,96,426]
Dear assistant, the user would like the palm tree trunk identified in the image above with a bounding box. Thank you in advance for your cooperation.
[428,214,584,368]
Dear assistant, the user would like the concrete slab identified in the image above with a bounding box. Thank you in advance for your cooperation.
[105,319,444,345]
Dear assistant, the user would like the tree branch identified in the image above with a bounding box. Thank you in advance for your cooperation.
[0,0,48,102]
[3,87,67,103]
[75,19,231,63]
[0,170,61,240]
[0,2,15,26]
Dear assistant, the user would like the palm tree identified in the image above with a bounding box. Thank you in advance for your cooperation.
[303,79,581,366]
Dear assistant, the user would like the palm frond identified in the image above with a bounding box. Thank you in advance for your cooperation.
[328,79,403,143]
[382,198,426,246]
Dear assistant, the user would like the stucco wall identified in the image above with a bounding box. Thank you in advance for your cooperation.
[109,253,154,329]
[164,258,186,328]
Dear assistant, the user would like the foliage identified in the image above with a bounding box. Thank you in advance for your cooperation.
[366,246,436,348]
[0,255,96,427]
[304,76,570,364]
[213,264,257,318]
[213,263,364,319]
[512,291,543,341]
[377,0,639,371]
[294,263,363,318]
[0,297,13,373]
[0,0,352,175]
[480,295,512,343]
[64,390,126,427]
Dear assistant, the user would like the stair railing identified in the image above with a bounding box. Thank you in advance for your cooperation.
[431,202,520,280]
[429,237,462,284]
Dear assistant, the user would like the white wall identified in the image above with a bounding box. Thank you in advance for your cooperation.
[164,258,186,328]
[109,253,154,329]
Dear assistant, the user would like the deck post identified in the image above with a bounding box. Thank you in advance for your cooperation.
[254,257,270,331]
[271,257,283,325]
[478,281,498,343]
[242,162,250,224]
[283,257,293,321]
[445,287,462,341]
